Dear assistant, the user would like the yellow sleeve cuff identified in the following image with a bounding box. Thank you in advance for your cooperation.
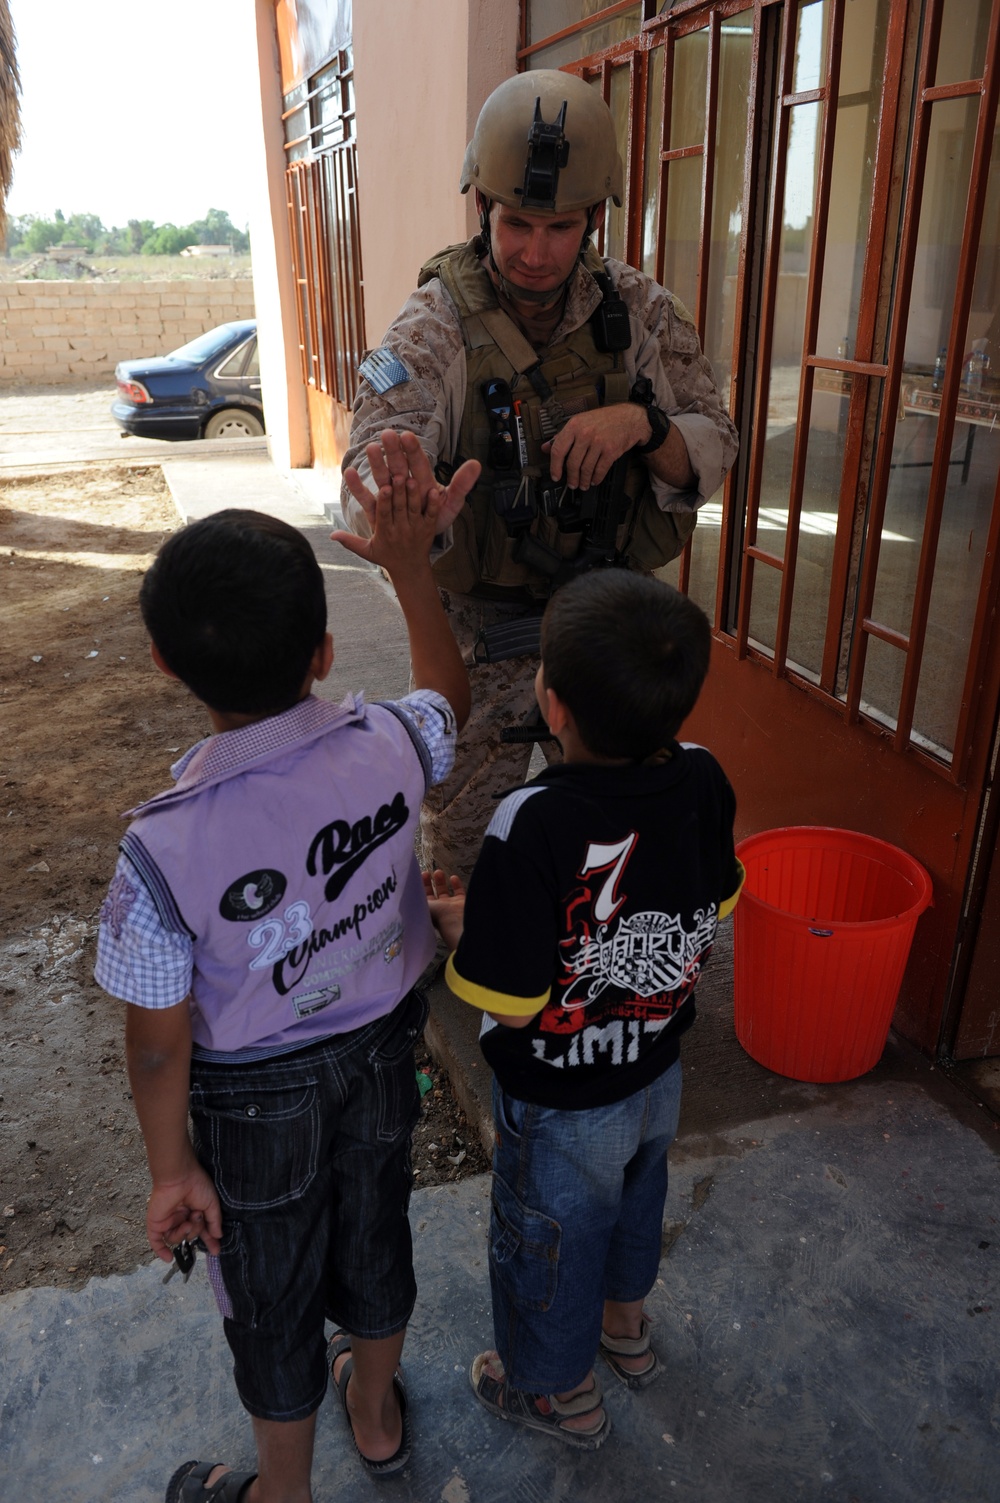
[444,953,550,1018]
[718,858,746,921]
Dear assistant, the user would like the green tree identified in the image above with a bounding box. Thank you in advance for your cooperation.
[60,211,104,249]
[141,222,192,255]
[188,207,249,253]
[22,214,62,252]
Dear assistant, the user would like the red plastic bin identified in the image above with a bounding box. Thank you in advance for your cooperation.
[733,827,933,1083]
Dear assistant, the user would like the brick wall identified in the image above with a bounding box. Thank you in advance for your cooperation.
[0,279,256,385]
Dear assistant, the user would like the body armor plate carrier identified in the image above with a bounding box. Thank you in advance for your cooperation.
[417,239,696,598]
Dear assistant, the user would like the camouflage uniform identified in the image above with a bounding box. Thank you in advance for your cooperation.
[342,242,738,885]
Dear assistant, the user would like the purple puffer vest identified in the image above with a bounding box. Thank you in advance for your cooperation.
[122,695,436,1055]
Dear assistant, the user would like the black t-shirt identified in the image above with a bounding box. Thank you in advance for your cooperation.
[446,749,742,1110]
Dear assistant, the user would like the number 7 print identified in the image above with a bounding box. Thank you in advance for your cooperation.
[577,833,638,924]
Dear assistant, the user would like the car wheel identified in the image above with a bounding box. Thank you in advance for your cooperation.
[203,409,265,440]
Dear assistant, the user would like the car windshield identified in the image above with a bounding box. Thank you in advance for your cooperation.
[168,325,248,363]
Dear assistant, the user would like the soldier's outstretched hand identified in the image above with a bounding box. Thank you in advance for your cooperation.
[341,428,479,537]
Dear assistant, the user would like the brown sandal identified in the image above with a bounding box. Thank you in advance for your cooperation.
[599,1315,662,1388]
[470,1350,609,1450]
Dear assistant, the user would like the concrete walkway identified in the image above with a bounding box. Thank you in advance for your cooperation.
[2,434,999,1502]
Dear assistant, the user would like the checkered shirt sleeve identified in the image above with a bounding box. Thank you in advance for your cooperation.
[390,689,457,786]
[94,852,193,1009]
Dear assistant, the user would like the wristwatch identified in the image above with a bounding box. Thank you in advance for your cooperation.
[628,381,671,454]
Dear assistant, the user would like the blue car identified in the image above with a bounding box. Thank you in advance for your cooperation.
[112,320,264,440]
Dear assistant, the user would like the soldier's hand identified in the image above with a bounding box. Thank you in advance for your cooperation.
[342,430,479,536]
[545,403,651,489]
[334,431,479,571]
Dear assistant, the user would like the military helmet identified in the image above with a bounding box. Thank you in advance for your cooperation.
[461,70,624,213]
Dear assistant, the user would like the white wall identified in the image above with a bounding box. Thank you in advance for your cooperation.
[251,0,312,469]
[353,0,518,345]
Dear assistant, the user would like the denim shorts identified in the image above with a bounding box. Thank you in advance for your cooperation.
[188,988,428,1422]
[488,1060,682,1395]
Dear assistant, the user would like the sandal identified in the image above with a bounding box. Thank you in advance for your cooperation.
[470,1350,609,1451]
[599,1314,661,1389]
[329,1330,412,1477]
[165,1461,257,1502]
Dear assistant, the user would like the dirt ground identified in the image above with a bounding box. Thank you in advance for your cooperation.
[0,463,486,1296]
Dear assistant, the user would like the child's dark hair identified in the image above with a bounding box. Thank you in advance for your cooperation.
[139,509,327,715]
[540,570,711,760]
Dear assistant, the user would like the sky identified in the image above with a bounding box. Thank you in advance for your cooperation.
[6,0,260,231]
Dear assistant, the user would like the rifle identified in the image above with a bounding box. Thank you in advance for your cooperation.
[473,454,632,666]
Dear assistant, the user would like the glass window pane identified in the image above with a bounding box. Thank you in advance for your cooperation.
[643,44,664,277]
[283,83,310,163]
[528,0,637,43]
[935,0,991,86]
[661,155,702,319]
[526,6,642,69]
[656,504,723,620]
[314,76,346,149]
[816,0,892,360]
[865,105,997,757]
[793,0,827,94]
[748,99,823,653]
[748,559,785,655]
[216,341,251,378]
[670,30,707,146]
[911,123,1000,756]
[704,9,753,409]
[605,66,631,261]
[785,391,852,679]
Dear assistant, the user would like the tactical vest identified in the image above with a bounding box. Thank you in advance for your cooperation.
[418,239,696,597]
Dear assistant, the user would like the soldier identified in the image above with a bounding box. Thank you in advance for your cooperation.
[342,70,738,884]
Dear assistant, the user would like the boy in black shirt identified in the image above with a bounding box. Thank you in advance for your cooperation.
[425,570,743,1449]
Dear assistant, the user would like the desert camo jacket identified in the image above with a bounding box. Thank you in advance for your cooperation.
[340,243,739,545]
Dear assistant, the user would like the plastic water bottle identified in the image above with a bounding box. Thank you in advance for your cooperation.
[932,348,946,392]
[964,342,987,395]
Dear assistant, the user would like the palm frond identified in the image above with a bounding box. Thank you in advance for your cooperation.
[0,0,24,247]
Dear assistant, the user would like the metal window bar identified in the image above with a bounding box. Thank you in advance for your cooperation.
[652,27,675,290]
[282,50,356,153]
[518,1,648,61]
[624,50,646,269]
[306,160,330,395]
[283,47,365,411]
[735,0,797,658]
[285,165,313,388]
[846,0,1000,774]
[286,146,366,409]
[714,3,773,637]
[322,152,350,403]
[566,3,756,605]
[770,0,846,676]
[903,7,1000,775]
[322,142,366,406]
[816,0,909,696]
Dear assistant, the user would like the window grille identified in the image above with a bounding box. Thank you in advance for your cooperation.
[282,47,365,407]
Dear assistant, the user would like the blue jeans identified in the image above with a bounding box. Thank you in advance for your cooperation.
[489,1060,682,1394]
[188,988,427,1422]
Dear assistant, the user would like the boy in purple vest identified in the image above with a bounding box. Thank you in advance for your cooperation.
[425,569,743,1450]
[95,432,478,1503]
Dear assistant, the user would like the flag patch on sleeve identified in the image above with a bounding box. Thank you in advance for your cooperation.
[358,348,412,393]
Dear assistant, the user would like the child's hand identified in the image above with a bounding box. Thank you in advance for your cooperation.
[145,1166,223,1262]
[422,868,466,952]
[336,429,480,559]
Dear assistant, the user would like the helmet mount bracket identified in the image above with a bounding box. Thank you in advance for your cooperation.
[519,99,570,212]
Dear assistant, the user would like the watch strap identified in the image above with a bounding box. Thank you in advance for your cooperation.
[632,402,671,454]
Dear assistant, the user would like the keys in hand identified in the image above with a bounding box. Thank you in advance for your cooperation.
[162,1239,196,1285]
